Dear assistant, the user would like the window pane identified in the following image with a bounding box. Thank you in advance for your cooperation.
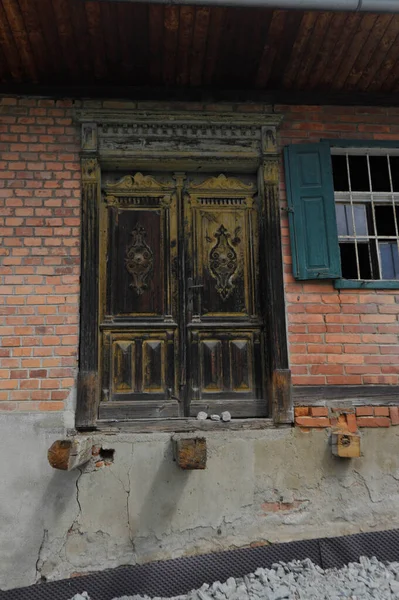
[336,204,350,236]
[340,243,358,279]
[366,203,376,236]
[369,156,391,192]
[380,242,399,280]
[375,205,396,236]
[348,156,370,191]
[353,204,368,236]
[369,239,380,279]
[389,156,399,192]
[332,155,349,191]
[357,242,372,279]
[336,204,368,237]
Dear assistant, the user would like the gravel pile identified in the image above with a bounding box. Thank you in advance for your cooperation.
[71,556,399,600]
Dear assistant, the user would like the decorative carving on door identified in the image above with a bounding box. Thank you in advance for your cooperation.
[125,224,154,295]
[106,173,173,192]
[191,174,255,192]
[209,224,239,300]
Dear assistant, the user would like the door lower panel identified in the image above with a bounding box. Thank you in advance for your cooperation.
[100,328,180,418]
[188,328,266,417]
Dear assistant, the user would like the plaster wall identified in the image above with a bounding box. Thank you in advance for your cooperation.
[2,412,399,590]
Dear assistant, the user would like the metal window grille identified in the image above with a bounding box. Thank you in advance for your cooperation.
[331,148,399,281]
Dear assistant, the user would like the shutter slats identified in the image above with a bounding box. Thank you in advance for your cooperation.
[284,143,341,280]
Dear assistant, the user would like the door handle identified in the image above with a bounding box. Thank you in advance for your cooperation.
[187,279,204,290]
[187,278,203,317]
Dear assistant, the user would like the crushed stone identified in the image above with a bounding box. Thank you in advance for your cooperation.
[69,556,399,600]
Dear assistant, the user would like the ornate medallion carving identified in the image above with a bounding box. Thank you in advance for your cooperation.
[209,225,239,300]
[125,224,154,295]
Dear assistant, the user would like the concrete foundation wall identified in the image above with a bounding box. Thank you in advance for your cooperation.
[2,413,399,590]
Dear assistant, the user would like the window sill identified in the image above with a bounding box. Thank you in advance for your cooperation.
[92,417,279,433]
[334,279,399,290]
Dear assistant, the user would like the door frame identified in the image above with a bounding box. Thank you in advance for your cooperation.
[75,109,291,428]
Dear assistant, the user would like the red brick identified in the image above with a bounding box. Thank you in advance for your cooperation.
[326,376,362,385]
[374,407,390,417]
[310,407,328,417]
[295,417,330,428]
[310,365,343,375]
[357,417,391,428]
[38,401,64,411]
[356,407,374,416]
[390,407,399,425]
[292,376,326,385]
[346,413,358,433]
[295,407,310,417]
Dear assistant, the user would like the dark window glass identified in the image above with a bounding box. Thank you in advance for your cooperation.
[366,204,375,236]
[369,156,391,192]
[375,205,396,236]
[389,156,399,192]
[357,242,372,279]
[340,243,358,279]
[348,156,370,191]
[332,155,349,191]
[380,243,399,280]
[340,242,373,279]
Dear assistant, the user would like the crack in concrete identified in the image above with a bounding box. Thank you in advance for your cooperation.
[353,470,381,505]
[126,467,134,551]
[35,528,48,582]
[106,456,135,554]
[69,467,84,533]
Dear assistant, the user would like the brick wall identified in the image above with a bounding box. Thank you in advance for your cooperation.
[0,97,80,414]
[295,405,399,430]
[278,105,399,387]
[1,98,399,417]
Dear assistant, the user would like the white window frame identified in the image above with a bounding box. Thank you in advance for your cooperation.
[331,147,399,282]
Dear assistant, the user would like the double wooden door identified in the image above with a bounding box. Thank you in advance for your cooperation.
[99,172,267,420]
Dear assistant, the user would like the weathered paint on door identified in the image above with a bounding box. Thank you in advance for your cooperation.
[99,172,267,419]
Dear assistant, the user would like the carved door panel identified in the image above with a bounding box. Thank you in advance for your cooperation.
[99,171,267,421]
[184,175,266,417]
[99,174,180,420]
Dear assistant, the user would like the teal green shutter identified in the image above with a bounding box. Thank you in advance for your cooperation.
[284,143,341,280]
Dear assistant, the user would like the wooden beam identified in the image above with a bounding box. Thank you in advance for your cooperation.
[293,385,399,406]
[96,417,277,433]
[48,437,93,471]
[75,155,100,429]
[272,369,293,424]
[3,84,399,107]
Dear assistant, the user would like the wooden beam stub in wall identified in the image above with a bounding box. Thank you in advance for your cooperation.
[48,437,93,471]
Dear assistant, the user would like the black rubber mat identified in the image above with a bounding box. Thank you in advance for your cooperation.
[319,528,399,569]
[2,529,399,600]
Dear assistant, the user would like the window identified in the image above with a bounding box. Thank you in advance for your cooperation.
[284,142,399,289]
[332,150,399,281]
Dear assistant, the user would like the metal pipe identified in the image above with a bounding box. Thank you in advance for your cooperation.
[90,0,399,10]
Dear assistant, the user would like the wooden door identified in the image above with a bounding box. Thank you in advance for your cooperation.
[99,173,181,419]
[184,174,266,417]
[99,172,267,420]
